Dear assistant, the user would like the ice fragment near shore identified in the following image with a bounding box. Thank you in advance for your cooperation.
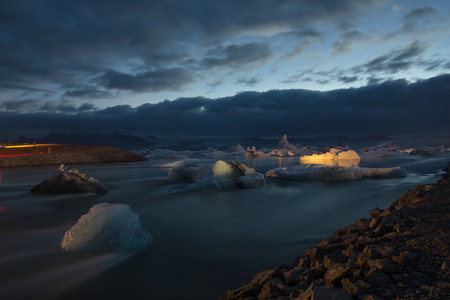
[61,203,151,251]
[267,164,405,181]
[30,164,108,194]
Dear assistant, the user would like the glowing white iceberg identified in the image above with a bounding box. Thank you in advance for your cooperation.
[61,203,151,251]
[300,149,361,167]
[30,164,108,194]
[267,164,405,182]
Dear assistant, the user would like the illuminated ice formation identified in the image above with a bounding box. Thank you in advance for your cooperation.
[211,160,265,189]
[299,149,361,167]
[267,164,405,182]
[167,160,265,189]
[61,203,151,251]
[152,158,200,168]
[30,164,108,194]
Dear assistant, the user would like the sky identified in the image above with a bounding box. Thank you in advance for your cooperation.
[0,0,449,140]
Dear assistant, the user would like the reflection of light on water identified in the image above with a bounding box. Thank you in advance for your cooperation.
[299,159,360,168]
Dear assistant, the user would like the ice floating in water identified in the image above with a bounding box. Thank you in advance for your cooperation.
[300,149,361,168]
[211,160,266,189]
[30,164,108,194]
[152,158,200,168]
[166,165,213,182]
[267,164,406,182]
[61,203,151,251]
[167,160,265,189]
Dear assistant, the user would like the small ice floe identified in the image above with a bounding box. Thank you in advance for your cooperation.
[267,164,405,182]
[244,146,265,158]
[211,160,265,189]
[300,149,361,168]
[166,160,266,189]
[360,141,401,152]
[166,165,213,182]
[30,164,108,194]
[151,158,200,168]
[266,134,303,157]
[61,203,151,251]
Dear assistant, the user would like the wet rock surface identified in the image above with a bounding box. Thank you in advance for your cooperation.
[226,163,450,299]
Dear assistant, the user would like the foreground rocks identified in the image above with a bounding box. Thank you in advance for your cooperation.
[226,163,450,300]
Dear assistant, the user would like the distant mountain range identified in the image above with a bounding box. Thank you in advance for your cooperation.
[15,132,153,150]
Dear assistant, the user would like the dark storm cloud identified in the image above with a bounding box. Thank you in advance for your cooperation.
[386,6,436,38]
[353,40,428,74]
[236,77,261,87]
[0,0,381,99]
[337,76,358,83]
[1,74,449,140]
[96,68,195,92]
[0,99,40,111]
[40,101,97,113]
[202,42,272,68]
[332,30,368,55]
[63,88,113,99]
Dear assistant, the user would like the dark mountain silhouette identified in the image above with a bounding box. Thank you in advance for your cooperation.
[15,132,153,150]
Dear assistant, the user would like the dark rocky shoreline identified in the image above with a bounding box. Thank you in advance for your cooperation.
[226,163,450,300]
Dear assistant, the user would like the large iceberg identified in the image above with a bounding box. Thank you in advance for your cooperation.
[166,160,266,189]
[267,164,405,182]
[30,164,108,194]
[61,203,151,251]
[299,149,361,168]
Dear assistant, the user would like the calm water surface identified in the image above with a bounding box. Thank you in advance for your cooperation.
[0,155,448,299]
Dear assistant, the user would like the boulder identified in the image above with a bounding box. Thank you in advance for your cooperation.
[324,264,353,285]
[31,164,108,194]
[310,285,352,300]
[364,268,392,286]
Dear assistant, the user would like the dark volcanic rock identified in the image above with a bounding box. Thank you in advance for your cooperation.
[31,164,108,194]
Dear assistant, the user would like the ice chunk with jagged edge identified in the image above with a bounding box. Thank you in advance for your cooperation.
[236,172,266,188]
[152,158,200,168]
[267,164,405,182]
[61,203,151,251]
[30,164,108,194]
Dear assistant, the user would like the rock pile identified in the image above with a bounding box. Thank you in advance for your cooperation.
[226,163,450,299]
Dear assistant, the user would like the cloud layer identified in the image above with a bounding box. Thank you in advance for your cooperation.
[1,74,448,140]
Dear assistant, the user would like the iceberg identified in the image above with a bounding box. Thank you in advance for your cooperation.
[152,158,200,168]
[300,149,361,168]
[166,165,213,182]
[169,160,266,189]
[212,160,265,189]
[30,164,108,194]
[267,164,405,182]
[61,203,151,251]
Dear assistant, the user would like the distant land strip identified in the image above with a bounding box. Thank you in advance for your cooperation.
[0,144,146,168]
